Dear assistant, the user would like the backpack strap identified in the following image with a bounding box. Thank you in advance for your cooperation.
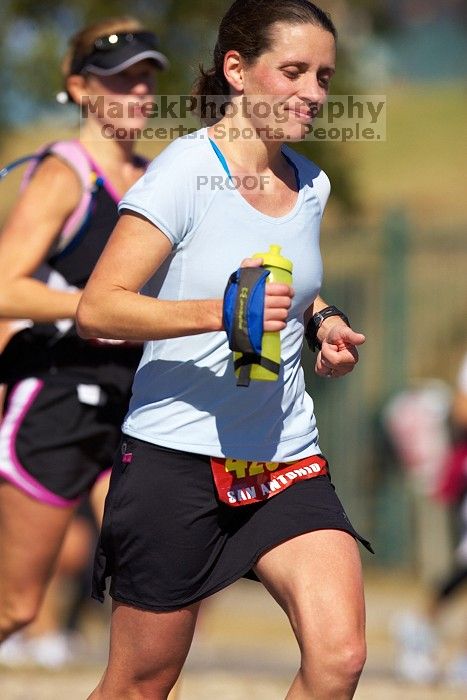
[20,139,101,257]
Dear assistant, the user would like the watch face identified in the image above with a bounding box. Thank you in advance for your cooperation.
[313,306,348,329]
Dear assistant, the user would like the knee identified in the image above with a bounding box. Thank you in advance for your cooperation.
[302,634,366,690]
[332,638,367,683]
[0,597,40,639]
[97,670,179,700]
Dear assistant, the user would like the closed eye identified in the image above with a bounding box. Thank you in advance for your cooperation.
[318,68,334,90]
[280,62,307,79]
[283,70,300,80]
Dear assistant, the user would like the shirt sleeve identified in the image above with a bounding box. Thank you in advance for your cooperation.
[312,169,331,217]
[118,150,194,246]
[282,146,330,218]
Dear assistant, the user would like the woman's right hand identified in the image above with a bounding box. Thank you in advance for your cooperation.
[240,257,294,332]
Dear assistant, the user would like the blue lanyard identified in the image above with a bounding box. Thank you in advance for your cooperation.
[208,137,300,189]
[208,138,232,178]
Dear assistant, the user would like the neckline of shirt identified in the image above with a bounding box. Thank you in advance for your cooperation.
[202,127,306,224]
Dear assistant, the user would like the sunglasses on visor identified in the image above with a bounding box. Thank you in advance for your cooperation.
[93,31,160,51]
[71,31,162,75]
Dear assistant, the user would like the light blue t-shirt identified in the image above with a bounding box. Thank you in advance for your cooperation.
[119,127,330,462]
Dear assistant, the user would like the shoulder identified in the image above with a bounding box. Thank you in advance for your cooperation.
[48,140,94,187]
[26,140,85,193]
[4,141,83,243]
[119,130,213,244]
[282,146,330,189]
[283,146,331,213]
[145,129,210,178]
[121,129,213,209]
[21,142,82,212]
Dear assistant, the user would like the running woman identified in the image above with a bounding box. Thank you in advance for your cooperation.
[78,2,371,698]
[0,16,168,643]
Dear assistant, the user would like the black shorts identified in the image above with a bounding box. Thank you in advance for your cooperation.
[92,435,373,611]
[0,376,132,506]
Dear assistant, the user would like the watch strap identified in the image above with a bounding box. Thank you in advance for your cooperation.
[305,305,350,352]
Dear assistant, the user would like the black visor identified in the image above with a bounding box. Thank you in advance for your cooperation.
[71,31,169,76]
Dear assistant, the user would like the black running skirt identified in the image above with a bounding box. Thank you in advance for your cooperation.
[92,436,373,612]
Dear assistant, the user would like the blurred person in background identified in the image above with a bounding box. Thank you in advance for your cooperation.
[0,14,168,665]
[0,502,98,668]
[0,324,97,668]
[390,351,467,687]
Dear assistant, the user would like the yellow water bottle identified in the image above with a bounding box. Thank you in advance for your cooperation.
[234,244,293,383]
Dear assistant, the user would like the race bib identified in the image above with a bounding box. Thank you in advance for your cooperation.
[210,454,328,507]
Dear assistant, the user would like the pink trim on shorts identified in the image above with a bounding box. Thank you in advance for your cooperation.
[0,378,80,508]
[95,467,112,484]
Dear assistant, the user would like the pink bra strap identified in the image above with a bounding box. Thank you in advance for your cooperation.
[21,140,96,254]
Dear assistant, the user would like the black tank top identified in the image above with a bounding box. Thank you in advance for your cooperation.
[50,184,119,288]
[10,163,143,388]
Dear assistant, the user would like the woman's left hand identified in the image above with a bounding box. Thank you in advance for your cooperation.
[315,321,365,378]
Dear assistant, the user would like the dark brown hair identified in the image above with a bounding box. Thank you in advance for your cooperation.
[193,0,336,106]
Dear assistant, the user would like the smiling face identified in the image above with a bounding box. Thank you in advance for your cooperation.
[226,22,336,140]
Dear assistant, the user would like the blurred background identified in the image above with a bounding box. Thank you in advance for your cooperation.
[0,0,466,697]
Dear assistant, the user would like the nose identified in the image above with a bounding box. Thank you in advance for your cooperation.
[131,78,155,96]
[299,73,327,107]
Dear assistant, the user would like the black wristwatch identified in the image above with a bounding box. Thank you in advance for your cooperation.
[305,305,350,352]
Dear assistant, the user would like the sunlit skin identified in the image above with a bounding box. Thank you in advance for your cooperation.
[76,59,158,135]
[207,23,336,217]
[0,58,161,325]
[64,58,160,195]
[223,22,336,143]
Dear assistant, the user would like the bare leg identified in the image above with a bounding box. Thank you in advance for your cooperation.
[89,471,110,526]
[88,600,200,699]
[254,529,366,700]
[167,682,182,700]
[0,480,75,641]
[89,472,183,698]
[25,514,94,637]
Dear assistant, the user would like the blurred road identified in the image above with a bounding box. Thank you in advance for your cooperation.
[1,569,466,699]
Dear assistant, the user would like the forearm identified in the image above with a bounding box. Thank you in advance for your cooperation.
[303,295,328,325]
[304,295,333,327]
[312,295,330,315]
[305,295,349,346]
[0,278,80,322]
[77,287,223,341]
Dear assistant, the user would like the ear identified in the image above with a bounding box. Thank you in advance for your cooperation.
[66,74,89,105]
[223,50,245,94]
